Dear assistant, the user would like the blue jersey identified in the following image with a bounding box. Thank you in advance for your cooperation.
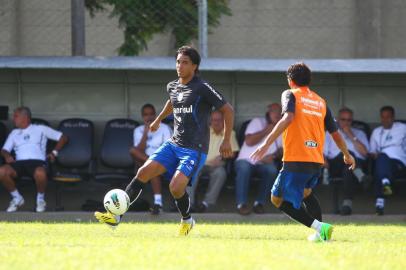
[167,76,226,153]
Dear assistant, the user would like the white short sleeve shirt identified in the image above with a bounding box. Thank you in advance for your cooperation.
[133,123,172,156]
[369,122,406,165]
[324,128,370,160]
[2,124,62,161]
[237,117,282,164]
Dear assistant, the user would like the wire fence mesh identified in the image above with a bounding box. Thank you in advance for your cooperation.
[1,0,406,58]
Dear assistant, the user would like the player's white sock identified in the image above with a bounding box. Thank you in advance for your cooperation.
[37,192,45,202]
[10,190,22,200]
[376,198,385,208]
[182,217,193,224]
[381,178,390,185]
[311,219,322,233]
[342,199,352,208]
[154,194,163,206]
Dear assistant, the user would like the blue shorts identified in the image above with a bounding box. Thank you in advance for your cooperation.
[149,141,207,185]
[271,170,320,209]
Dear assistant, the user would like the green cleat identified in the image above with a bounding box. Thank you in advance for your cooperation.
[320,223,334,241]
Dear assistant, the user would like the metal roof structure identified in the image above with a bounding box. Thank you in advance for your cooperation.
[0,56,405,73]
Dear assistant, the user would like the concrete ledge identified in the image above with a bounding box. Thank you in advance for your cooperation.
[0,212,405,224]
[2,56,406,73]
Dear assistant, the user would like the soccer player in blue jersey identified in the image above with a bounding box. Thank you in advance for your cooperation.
[95,46,234,235]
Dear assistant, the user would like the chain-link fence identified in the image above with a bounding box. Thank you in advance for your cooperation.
[1,0,406,58]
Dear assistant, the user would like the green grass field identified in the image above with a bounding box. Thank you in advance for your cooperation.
[0,221,405,270]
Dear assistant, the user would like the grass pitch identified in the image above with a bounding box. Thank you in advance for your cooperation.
[0,221,405,270]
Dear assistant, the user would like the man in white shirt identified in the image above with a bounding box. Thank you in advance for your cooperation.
[130,104,172,215]
[369,106,406,215]
[235,103,282,215]
[324,107,369,215]
[0,107,68,212]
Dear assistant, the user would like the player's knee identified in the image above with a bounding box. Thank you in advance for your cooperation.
[216,167,227,179]
[129,147,136,157]
[0,166,12,179]
[271,195,282,208]
[303,188,312,199]
[135,166,149,181]
[34,168,47,181]
[169,181,183,198]
[0,166,7,178]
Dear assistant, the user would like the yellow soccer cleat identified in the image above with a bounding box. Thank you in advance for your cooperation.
[94,211,121,228]
[179,218,195,236]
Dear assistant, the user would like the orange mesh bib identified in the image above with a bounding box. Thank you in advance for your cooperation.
[282,88,326,164]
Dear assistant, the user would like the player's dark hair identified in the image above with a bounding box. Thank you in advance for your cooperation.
[339,107,353,116]
[286,62,312,86]
[176,46,201,74]
[141,103,156,114]
[14,106,32,120]
[380,105,395,116]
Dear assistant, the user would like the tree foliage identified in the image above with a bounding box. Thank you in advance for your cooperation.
[85,0,231,56]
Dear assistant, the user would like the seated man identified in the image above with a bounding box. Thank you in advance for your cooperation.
[188,110,239,212]
[324,107,369,215]
[235,103,282,215]
[130,104,172,215]
[370,106,406,215]
[0,107,68,212]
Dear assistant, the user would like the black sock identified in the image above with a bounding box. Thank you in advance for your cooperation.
[279,201,314,228]
[175,192,191,220]
[302,193,322,221]
[125,178,145,202]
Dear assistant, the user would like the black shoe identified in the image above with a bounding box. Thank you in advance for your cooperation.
[150,204,161,215]
[237,204,251,215]
[196,203,208,213]
[376,206,384,216]
[253,203,265,214]
[340,205,352,216]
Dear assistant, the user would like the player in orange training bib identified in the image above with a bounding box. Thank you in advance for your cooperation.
[251,62,355,242]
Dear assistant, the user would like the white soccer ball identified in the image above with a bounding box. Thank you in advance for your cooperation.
[103,189,130,215]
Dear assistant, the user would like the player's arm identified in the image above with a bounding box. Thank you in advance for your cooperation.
[1,149,14,163]
[245,123,274,146]
[218,103,234,158]
[351,135,368,158]
[135,127,148,152]
[266,112,293,145]
[48,134,68,162]
[150,99,173,132]
[369,130,379,159]
[325,107,356,170]
[43,126,69,157]
[53,134,68,152]
[251,90,294,162]
[343,127,368,157]
[131,128,149,163]
[331,131,355,170]
[1,133,15,163]
[250,112,293,162]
